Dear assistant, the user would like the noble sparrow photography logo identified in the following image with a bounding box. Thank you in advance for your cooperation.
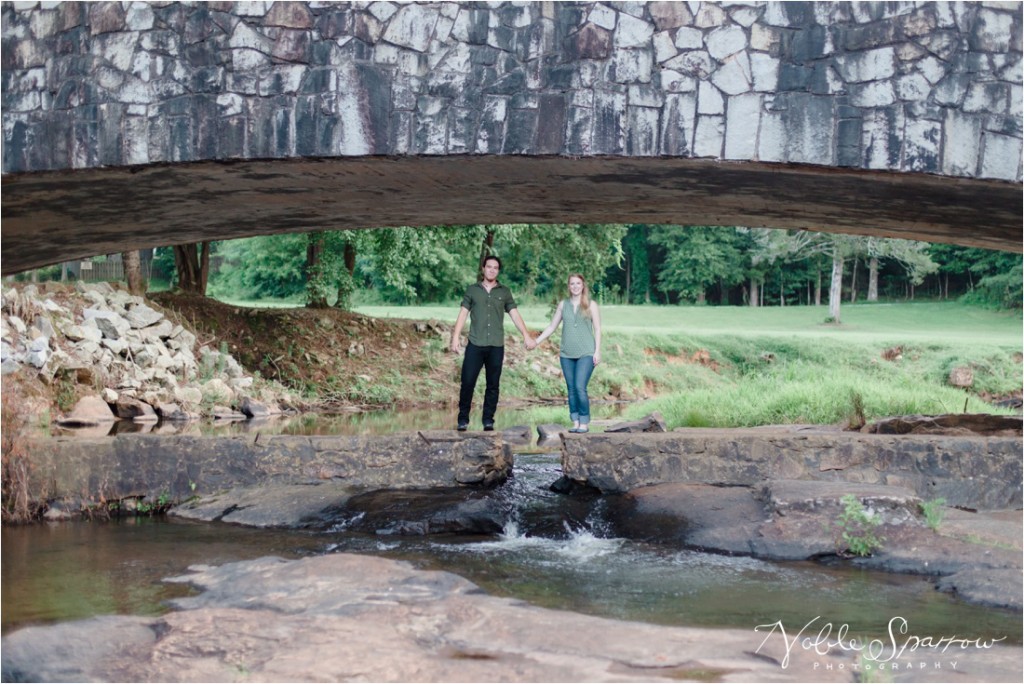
[754,616,1007,672]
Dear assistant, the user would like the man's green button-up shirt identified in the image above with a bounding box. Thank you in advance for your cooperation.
[461,282,517,347]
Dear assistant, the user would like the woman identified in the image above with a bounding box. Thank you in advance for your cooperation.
[534,274,602,433]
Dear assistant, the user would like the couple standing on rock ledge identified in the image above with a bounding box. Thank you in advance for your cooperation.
[450,255,602,434]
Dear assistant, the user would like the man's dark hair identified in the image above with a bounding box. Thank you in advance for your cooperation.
[482,255,501,269]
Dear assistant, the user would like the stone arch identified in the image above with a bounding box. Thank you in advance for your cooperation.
[1,1,1021,273]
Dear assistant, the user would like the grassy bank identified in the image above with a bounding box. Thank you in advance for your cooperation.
[355,302,1022,428]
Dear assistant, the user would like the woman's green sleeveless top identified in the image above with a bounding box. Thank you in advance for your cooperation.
[560,299,596,359]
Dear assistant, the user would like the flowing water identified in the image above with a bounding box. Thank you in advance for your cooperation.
[3,451,1020,646]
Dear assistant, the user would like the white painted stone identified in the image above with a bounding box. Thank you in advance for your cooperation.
[724,93,761,160]
[850,80,896,107]
[440,3,459,20]
[834,47,897,83]
[711,52,752,95]
[659,69,697,92]
[750,52,779,92]
[894,72,929,102]
[434,15,455,43]
[608,48,653,84]
[763,2,792,26]
[235,2,271,17]
[96,32,138,72]
[234,47,270,71]
[903,118,941,171]
[589,4,617,30]
[230,21,272,52]
[942,110,982,177]
[374,43,402,65]
[1009,84,1023,119]
[750,22,778,51]
[967,82,1010,114]
[697,80,724,114]
[663,50,715,78]
[673,26,703,50]
[627,105,660,156]
[125,3,155,31]
[917,56,947,85]
[933,74,967,106]
[729,6,761,28]
[862,107,903,170]
[258,64,306,96]
[653,30,677,63]
[705,25,746,60]
[383,4,437,52]
[614,12,653,49]
[368,2,399,23]
[216,93,244,117]
[693,114,724,157]
[934,0,957,28]
[980,132,1022,181]
[694,2,727,28]
[973,8,1014,51]
[628,84,662,108]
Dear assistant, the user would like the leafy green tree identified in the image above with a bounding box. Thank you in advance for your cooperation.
[649,226,747,304]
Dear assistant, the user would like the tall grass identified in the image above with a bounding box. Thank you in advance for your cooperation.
[358,302,1022,428]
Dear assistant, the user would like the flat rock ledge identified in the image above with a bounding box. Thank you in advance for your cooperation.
[3,553,1022,683]
[562,427,1023,509]
[607,480,1023,611]
[27,431,512,512]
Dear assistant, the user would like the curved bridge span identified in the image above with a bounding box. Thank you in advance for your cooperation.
[2,1,1021,273]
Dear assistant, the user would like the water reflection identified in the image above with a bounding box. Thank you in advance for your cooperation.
[47,402,632,439]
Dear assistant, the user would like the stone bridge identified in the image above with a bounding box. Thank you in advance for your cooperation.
[2,1,1022,274]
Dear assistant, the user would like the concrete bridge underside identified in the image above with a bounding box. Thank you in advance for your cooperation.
[2,154,1020,275]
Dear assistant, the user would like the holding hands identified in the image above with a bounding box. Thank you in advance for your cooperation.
[525,336,537,351]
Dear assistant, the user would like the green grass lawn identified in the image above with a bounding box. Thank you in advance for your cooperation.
[213,298,1020,428]
[356,301,1022,428]
[357,301,1022,346]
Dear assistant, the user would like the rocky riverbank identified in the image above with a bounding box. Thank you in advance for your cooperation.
[1,282,294,430]
[3,553,1021,683]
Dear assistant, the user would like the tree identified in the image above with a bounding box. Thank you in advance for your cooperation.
[173,241,213,295]
[649,226,747,304]
[122,250,146,296]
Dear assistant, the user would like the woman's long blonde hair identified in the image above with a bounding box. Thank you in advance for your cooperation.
[567,273,592,318]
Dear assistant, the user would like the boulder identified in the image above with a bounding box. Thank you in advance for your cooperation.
[115,397,158,423]
[864,413,1022,436]
[64,324,103,343]
[605,412,667,433]
[125,303,164,329]
[83,309,130,340]
[238,396,272,418]
[211,405,246,421]
[501,424,531,445]
[202,378,234,405]
[156,402,194,422]
[59,396,116,426]
[312,487,506,535]
[537,423,566,444]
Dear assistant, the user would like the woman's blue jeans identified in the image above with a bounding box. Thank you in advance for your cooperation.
[559,355,594,425]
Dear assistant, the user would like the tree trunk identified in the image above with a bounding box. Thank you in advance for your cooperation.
[305,232,329,309]
[779,270,785,307]
[828,246,843,322]
[624,257,632,304]
[814,258,822,306]
[696,291,705,304]
[123,250,146,296]
[173,242,211,295]
[943,272,948,300]
[849,257,858,303]
[749,277,759,307]
[478,230,496,273]
[867,256,879,302]
[60,262,68,282]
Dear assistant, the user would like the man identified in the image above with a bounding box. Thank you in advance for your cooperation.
[450,255,535,431]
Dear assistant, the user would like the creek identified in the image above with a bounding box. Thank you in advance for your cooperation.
[3,436,1020,646]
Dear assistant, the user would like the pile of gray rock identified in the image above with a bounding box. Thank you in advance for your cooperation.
[1,282,283,427]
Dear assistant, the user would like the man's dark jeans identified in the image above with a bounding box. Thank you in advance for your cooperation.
[458,342,504,426]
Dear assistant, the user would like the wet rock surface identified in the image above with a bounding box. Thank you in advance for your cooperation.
[562,425,1023,509]
[607,480,1023,611]
[5,553,1021,683]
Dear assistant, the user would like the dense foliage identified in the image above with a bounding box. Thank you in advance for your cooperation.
[62,225,1021,313]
